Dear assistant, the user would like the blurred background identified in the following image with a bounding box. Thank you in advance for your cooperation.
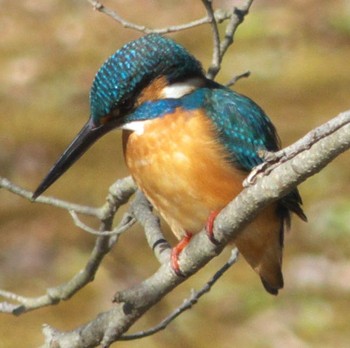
[1,0,350,347]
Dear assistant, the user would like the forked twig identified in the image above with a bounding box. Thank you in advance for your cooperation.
[0,177,136,314]
[120,248,239,340]
[87,0,231,34]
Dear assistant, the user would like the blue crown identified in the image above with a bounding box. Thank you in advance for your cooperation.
[90,34,204,122]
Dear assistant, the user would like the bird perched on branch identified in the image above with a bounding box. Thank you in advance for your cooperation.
[33,34,306,295]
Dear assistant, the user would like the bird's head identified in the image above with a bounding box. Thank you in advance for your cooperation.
[33,34,205,199]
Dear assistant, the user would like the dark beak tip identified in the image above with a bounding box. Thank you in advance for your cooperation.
[31,118,111,201]
[31,184,46,201]
[31,191,40,201]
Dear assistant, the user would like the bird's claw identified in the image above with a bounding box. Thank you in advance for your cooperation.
[205,211,220,245]
[171,232,193,277]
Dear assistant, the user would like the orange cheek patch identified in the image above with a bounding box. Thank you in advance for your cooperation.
[137,76,168,105]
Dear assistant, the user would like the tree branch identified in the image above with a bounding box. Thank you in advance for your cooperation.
[206,0,254,79]
[85,0,253,82]
[131,191,171,265]
[39,110,350,347]
[0,177,136,315]
[119,248,239,340]
[202,0,221,78]
[225,70,251,87]
[86,0,231,34]
[0,177,100,217]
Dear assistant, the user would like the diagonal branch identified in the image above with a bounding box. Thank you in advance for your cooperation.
[40,110,350,347]
[245,109,350,186]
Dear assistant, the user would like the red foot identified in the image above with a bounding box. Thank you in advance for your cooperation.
[171,232,193,276]
[205,210,220,245]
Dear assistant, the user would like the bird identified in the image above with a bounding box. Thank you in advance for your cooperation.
[33,34,306,295]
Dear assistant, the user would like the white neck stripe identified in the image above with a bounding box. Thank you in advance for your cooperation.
[160,77,203,99]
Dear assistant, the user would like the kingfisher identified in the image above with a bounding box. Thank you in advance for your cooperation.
[33,34,306,295]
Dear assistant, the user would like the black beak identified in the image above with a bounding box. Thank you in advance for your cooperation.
[32,117,118,200]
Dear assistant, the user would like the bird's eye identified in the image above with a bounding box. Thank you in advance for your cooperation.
[119,98,134,113]
[108,96,134,120]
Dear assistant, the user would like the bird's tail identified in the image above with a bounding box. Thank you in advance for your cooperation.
[234,189,306,295]
[234,203,285,295]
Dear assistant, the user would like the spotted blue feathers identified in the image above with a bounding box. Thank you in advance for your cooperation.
[90,34,203,122]
[203,86,280,170]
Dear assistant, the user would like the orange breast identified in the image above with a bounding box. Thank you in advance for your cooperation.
[123,107,286,292]
[122,108,247,238]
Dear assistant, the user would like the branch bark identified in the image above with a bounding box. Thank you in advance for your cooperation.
[39,110,350,347]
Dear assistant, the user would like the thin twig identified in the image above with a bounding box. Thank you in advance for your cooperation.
[0,177,136,315]
[225,70,251,87]
[87,0,231,34]
[0,236,110,314]
[69,210,136,236]
[0,177,100,217]
[86,0,252,82]
[220,1,254,57]
[206,0,254,80]
[202,0,221,79]
[120,248,239,340]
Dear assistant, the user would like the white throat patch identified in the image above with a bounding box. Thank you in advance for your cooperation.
[121,78,204,136]
[121,120,148,136]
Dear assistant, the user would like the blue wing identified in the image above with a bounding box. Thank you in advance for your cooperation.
[203,85,280,171]
[201,84,306,222]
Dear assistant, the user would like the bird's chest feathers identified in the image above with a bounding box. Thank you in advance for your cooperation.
[122,108,246,236]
